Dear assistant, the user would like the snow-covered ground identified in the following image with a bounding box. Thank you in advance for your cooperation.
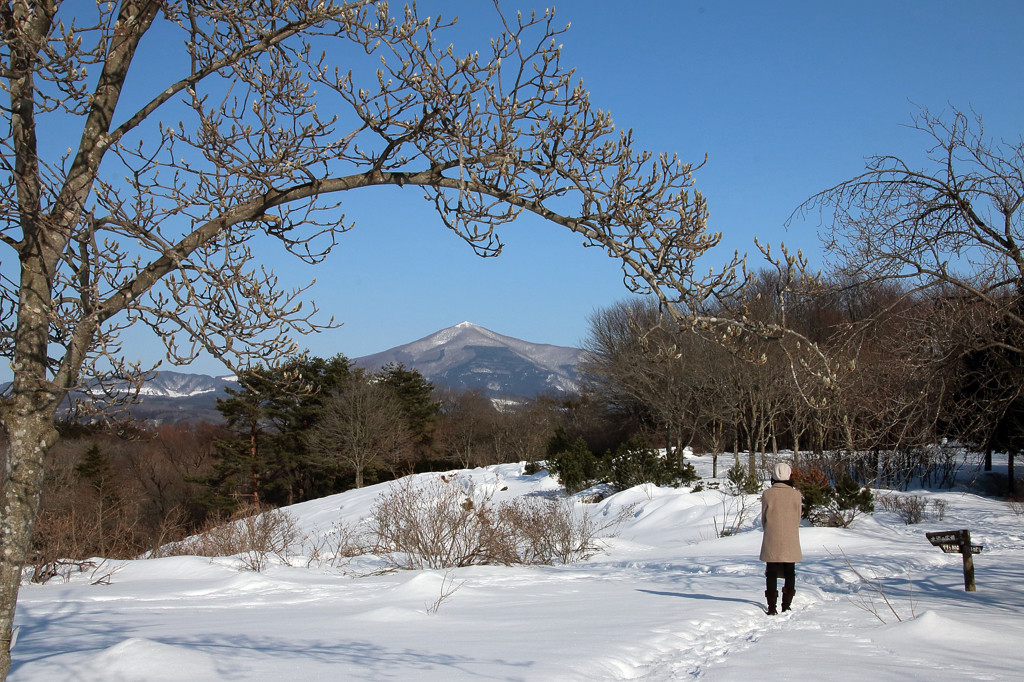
[10,455,1024,681]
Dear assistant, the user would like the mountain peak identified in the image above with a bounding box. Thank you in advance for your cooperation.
[354,324,583,396]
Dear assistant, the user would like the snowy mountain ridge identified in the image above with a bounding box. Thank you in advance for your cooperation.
[0,324,582,422]
[353,321,585,396]
[132,371,239,398]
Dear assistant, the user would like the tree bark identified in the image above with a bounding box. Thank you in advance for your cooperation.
[0,409,60,678]
[1009,452,1015,496]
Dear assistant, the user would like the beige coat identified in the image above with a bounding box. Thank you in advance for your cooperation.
[759,482,803,563]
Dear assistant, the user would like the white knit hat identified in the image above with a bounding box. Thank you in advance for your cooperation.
[772,462,792,482]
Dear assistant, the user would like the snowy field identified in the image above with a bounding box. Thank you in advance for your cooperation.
[10,454,1024,681]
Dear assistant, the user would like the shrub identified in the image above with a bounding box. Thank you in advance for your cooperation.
[523,460,544,476]
[302,519,372,569]
[545,428,600,493]
[367,475,627,569]
[792,465,833,518]
[161,503,303,571]
[876,493,946,525]
[834,474,875,514]
[606,436,697,491]
[820,474,875,528]
[792,467,874,528]
[726,463,761,496]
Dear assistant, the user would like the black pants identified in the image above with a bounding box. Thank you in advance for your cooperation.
[765,562,795,591]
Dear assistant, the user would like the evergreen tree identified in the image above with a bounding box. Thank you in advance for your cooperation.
[546,427,600,493]
[73,443,121,556]
[207,355,352,509]
[75,444,115,497]
[376,363,440,455]
[208,368,286,509]
[272,355,353,500]
[607,435,697,491]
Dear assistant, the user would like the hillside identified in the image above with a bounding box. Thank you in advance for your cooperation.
[10,454,1024,680]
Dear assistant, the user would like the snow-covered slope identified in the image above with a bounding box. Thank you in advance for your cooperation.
[11,455,1024,681]
[354,321,585,396]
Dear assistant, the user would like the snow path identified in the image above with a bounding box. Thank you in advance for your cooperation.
[10,458,1024,681]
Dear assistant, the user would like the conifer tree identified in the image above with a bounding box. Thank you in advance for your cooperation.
[376,363,441,456]
[208,355,353,508]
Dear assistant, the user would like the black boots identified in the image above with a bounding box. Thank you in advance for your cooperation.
[781,587,795,613]
[766,588,795,615]
[765,590,778,616]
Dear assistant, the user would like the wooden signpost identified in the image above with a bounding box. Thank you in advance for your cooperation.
[926,529,982,591]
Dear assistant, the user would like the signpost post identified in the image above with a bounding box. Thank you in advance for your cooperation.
[926,529,981,591]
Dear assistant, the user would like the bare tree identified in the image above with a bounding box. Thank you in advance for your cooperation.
[582,298,713,456]
[0,1,731,670]
[435,387,497,468]
[801,107,1024,341]
[305,378,411,488]
[796,106,1024,484]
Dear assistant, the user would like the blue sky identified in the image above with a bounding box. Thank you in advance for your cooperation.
[10,0,1024,381]
[306,0,1023,363]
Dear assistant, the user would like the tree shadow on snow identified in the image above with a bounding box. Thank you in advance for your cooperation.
[159,633,537,680]
[10,605,535,680]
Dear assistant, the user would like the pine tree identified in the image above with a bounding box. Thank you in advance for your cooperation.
[546,428,599,493]
[209,368,285,509]
[376,363,440,456]
[74,444,114,493]
[207,355,354,509]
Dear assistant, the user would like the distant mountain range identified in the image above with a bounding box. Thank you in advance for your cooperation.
[2,323,584,423]
[0,372,241,425]
[353,321,584,397]
[118,372,241,423]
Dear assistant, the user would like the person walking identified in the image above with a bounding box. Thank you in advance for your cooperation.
[759,462,802,615]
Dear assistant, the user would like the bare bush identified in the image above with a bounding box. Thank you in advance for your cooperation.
[162,504,303,572]
[302,520,374,570]
[712,491,755,537]
[1007,500,1024,516]
[828,547,916,625]
[368,475,625,569]
[425,569,465,615]
[875,493,948,525]
[369,476,490,570]
[25,558,124,587]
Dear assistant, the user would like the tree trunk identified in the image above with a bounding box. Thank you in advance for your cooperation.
[733,424,739,466]
[747,420,757,477]
[0,409,60,679]
[1009,452,1015,496]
